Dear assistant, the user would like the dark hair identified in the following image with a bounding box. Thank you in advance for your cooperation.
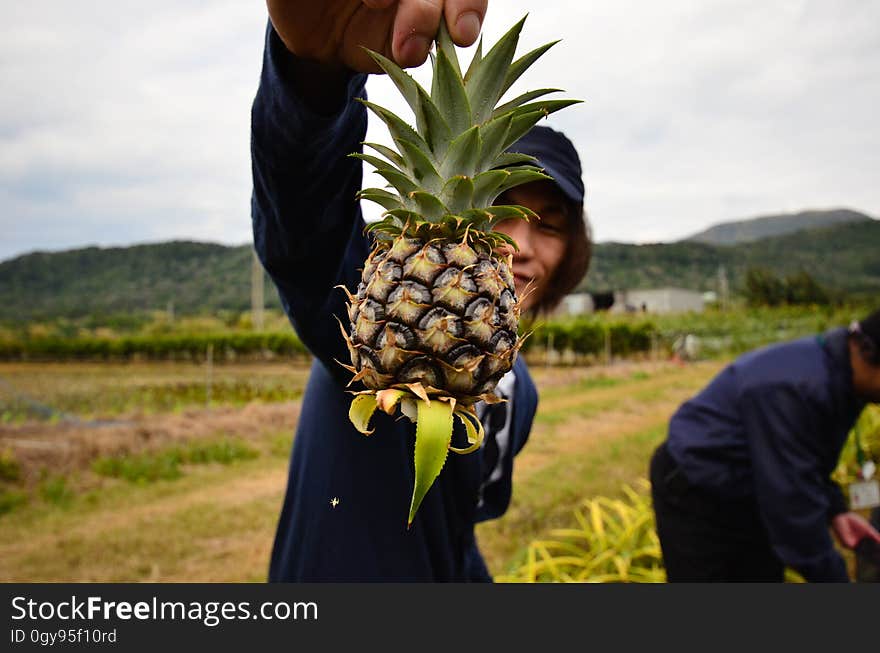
[532,202,593,314]
[850,308,880,366]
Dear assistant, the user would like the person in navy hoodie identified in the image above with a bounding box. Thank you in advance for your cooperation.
[252,0,592,581]
[651,309,880,582]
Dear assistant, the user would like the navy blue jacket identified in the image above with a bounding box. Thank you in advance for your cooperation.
[666,328,865,582]
[252,25,538,581]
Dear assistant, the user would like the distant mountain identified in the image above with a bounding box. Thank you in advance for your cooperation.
[683,208,874,245]
[2,218,878,323]
[582,219,880,297]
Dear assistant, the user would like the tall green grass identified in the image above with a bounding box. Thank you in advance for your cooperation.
[92,439,259,484]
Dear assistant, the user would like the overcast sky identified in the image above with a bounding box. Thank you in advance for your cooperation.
[2,0,879,262]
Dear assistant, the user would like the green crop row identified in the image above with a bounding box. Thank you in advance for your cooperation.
[0,320,656,361]
[0,305,866,362]
[521,318,656,356]
[0,332,308,361]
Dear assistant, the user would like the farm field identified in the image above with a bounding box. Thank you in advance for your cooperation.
[0,358,725,581]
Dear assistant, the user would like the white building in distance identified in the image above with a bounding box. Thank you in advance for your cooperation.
[555,288,705,315]
[611,287,705,314]
[557,292,595,315]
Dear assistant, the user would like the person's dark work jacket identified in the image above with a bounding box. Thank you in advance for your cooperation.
[664,328,864,581]
[251,25,538,581]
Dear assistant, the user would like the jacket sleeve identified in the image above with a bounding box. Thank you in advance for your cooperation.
[251,23,370,378]
[740,383,850,582]
[824,478,849,519]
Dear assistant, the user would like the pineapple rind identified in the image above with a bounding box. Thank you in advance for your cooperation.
[345,235,523,405]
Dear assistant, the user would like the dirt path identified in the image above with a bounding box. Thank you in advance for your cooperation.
[0,461,290,582]
[0,466,287,556]
[1,361,724,581]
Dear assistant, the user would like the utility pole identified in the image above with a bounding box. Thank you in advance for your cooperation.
[717,264,729,311]
[205,343,213,407]
[251,248,265,331]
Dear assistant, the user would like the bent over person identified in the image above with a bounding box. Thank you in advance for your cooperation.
[251,1,591,580]
[651,308,880,582]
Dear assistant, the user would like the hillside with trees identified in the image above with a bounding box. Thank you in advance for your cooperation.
[581,219,880,298]
[1,220,878,323]
[0,242,279,322]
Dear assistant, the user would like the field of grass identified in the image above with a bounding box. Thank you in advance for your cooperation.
[0,357,728,581]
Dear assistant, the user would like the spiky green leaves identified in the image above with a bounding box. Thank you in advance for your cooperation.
[347,385,487,528]
[441,175,474,214]
[432,32,472,134]
[500,39,562,100]
[409,397,454,526]
[465,17,528,124]
[355,14,580,241]
[440,126,481,178]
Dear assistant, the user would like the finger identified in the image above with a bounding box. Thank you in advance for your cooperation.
[443,0,487,46]
[391,0,443,67]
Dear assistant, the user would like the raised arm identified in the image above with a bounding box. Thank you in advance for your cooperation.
[251,0,487,373]
[251,23,369,374]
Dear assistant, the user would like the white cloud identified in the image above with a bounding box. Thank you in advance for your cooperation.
[0,1,264,260]
[1,0,879,261]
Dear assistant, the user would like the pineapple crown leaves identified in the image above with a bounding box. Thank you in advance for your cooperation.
[351,15,581,241]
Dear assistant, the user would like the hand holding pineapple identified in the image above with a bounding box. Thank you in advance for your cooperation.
[266,0,487,71]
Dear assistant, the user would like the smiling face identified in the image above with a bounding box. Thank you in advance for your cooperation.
[494,180,571,313]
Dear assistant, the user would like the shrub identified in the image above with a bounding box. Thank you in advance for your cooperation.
[522,319,656,357]
[39,475,74,507]
[178,439,259,465]
[92,438,259,484]
[0,489,28,516]
[92,452,182,484]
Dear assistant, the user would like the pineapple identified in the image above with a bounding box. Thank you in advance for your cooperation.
[341,16,579,525]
